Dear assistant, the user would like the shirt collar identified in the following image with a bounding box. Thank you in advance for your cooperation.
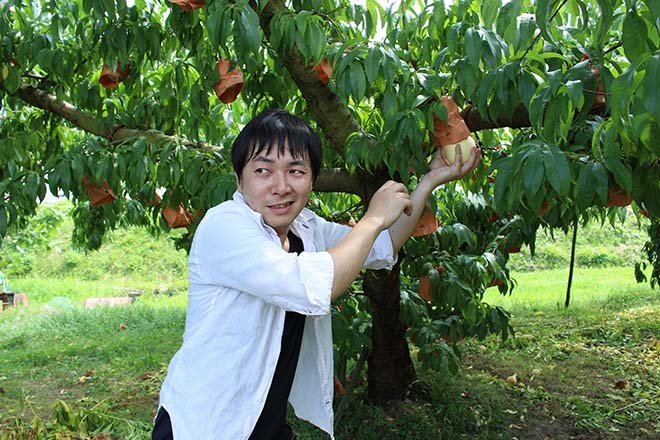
[232,191,314,238]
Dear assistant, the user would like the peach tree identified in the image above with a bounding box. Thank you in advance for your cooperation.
[1,0,658,405]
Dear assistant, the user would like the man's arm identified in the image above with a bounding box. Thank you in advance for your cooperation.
[325,145,480,302]
[327,181,412,300]
[388,144,481,254]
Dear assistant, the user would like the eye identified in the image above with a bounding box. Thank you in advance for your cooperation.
[290,169,306,175]
[254,168,268,174]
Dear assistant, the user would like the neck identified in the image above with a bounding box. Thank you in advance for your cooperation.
[279,231,290,251]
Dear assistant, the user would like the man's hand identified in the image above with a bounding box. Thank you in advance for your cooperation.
[362,181,413,231]
[386,144,480,254]
[328,180,411,300]
[425,144,481,188]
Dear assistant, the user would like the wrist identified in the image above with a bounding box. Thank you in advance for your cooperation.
[355,215,386,234]
[418,173,443,193]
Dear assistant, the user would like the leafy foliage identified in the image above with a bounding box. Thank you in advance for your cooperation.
[1,0,659,401]
[636,217,660,289]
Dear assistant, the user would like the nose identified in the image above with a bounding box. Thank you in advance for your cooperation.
[271,172,291,194]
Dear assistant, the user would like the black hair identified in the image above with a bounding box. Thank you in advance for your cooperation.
[231,109,323,182]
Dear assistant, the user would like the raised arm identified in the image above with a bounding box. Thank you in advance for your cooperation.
[388,144,481,254]
[327,181,412,300]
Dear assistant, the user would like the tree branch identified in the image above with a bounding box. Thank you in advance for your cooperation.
[258,0,362,155]
[8,83,222,153]
[4,81,365,193]
[462,104,532,132]
[313,168,362,194]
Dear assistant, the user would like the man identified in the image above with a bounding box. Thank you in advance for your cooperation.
[153,109,480,439]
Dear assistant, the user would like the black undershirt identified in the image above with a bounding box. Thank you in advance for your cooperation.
[249,232,306,440]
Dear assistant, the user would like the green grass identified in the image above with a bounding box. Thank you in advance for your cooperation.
[0,206,658,439]
[485,266,648,311]
[0,293,185,438]
[2,273,657,439]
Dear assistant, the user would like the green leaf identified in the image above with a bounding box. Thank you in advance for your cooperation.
[71,154,85,182]
[447,23,460,55]
[296,10,310,36]
[462,301,477,326]
[610,67,635,119]
[239,4,261,55]
[594,0,615,47]
[464,28,481,66]
[544,144,570,195]
[481,30,504,68]
[622,9,648,65]
[0,207,7,236]
[517,70,538,109]
[2,65,21,94]
[365,48,381,84]
[349,62,367,101]
[642,0,660,18]
[642,54,660,123]
[528,85,551,136]
[514,13,536,54]
[455,59,480,98]
[207,8,223,47]
[493,156,513,210]
[575,164,595,210]
[566,80,584,108]
[307,20,326,63]
[522,152,544,197]
[535,0,554,43]
[496,0,520,46]
[593,161,609,203]
[481,0,500,30]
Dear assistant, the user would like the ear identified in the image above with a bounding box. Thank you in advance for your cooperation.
[235,173,242,192]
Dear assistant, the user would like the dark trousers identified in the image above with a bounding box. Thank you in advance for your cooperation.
[151,407,296,440]
[152,407,173,440]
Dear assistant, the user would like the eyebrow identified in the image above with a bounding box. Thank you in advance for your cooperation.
[252,156,310,167]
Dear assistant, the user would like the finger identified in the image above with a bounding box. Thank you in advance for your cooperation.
[460,148,480,174]
[454,144,462,164]
[403,199,413,216]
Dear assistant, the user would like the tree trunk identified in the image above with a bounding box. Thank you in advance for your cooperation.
[364,262,416,403]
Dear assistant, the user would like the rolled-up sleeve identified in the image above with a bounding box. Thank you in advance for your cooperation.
[365,229,397,270]
[315,215,397,271]
[188,205,333,316]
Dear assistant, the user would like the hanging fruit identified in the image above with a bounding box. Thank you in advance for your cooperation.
[418,266,446,302]
[213,59,244,104]
[411,206,439,237]
[167,0,205,12]
[432,95,476,165]
[581,54,606,109]
[606,186,633,207]
[99,62,130,90]
[162,205,193,229]
[82,176,116,207]
[315,58,333,85]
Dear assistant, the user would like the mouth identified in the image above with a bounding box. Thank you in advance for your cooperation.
[268,201,294,210]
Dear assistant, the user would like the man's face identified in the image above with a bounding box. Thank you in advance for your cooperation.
[237,147,313,238]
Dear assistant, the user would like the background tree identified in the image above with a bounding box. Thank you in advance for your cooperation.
[1,0,658,406]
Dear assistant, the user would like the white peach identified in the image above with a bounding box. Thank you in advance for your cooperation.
[441,135,476,165]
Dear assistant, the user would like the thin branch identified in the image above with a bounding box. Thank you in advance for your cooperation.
[334,345,370,427]
[313,168,362,194]
[7,83,222,153]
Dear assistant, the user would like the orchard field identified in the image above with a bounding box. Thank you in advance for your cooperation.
[0,203,658,439]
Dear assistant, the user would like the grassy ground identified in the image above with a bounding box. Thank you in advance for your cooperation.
[0,207,658,439]
[1,274,657,439]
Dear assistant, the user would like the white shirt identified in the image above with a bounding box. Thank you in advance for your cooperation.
[158,192,396,439]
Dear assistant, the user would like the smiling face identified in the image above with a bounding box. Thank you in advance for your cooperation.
[237,147,313,239]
